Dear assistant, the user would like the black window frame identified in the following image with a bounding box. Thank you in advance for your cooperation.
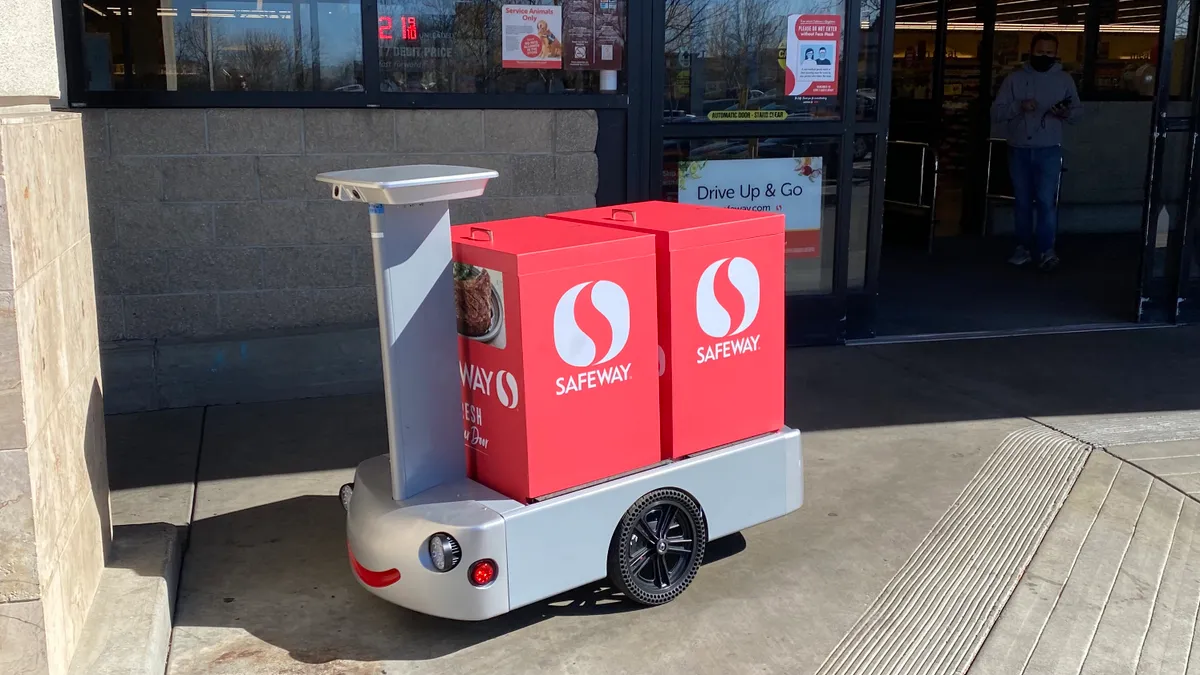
[60,0,633,110]
[641,0,896,346]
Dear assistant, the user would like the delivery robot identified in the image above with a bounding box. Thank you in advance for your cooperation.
[319,165,803,621]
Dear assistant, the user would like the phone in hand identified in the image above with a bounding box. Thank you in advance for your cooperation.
[1050,95,1073,112]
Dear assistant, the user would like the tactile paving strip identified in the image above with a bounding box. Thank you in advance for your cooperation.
[813,426,1091,675]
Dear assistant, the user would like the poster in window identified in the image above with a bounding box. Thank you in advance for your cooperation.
[502,5,563,69]
[784,15,840,99]
[676,157,824,259]
[563,0,624,70]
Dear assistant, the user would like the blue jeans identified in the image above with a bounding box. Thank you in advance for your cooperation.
[1008,145,1062,256]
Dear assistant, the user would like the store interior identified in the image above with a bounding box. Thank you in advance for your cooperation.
[877,0,1192,336]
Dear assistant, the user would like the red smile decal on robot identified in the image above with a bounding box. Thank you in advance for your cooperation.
[348,541,401,587]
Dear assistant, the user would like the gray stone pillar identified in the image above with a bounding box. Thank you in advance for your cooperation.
[0,1,112,674]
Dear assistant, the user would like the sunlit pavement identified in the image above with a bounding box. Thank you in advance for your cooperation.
[102,325,1200,674]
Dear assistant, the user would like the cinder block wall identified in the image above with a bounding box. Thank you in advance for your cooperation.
[81,108,599,412]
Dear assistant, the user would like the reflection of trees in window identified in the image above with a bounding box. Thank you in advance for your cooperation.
[706,0,782,95]
[172,19,217,88]
[380,0,491,92]
[1172,0,1194,96]
[859,0,881,93]
[174,18,307,90]
[236,32,300,89]
[667,0,843,96]
[666,0,712,54]
[377,0,620,94]
[168,3,360,91]
[662,0,850,119]
[860,0,880,23]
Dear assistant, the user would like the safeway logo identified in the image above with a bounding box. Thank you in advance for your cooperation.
[460,363,519,410]
[696,258,762,365]
[553,281,633,396]
[553,281,630,367]
[495,371,518,409]
[697,257,760,338]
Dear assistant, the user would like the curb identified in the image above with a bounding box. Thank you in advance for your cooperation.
[67,523,185,675]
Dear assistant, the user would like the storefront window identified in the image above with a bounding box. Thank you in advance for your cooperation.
[78,0,627,95]
[848,134,874,289]
[662,136,839,293]
[894,0,1175,104]
[377,0,627,94]
[858,0,882,120]
[1093,19,1161,100]
[83,0,364,92]
[991,22,1084,98]
[1155,131,1191,279]
[664,0,847,123]
[891,0,936,103]
[1171,0,1196,98]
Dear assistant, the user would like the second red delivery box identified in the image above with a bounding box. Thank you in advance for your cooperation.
[548,201,785,460]
[452,217,661,503]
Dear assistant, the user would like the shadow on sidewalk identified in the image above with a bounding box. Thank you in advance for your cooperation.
[108,326,1200,488]
[172,494,746,664]
[116,325,1200,668]
[790,325,1200,432]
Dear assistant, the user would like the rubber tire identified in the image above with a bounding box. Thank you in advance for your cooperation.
[607,488,707,606]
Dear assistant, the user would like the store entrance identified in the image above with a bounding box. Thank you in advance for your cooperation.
[876,0,1196,336]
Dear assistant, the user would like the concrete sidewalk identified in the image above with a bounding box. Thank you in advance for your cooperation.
[94,325,1200,675]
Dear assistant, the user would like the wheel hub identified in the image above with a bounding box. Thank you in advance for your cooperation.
[611,490,708,606]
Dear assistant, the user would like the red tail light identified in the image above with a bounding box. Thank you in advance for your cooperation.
[348,541,401,588]
[469,559,497,587]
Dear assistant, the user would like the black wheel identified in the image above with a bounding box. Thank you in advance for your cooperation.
[607,488,707,606]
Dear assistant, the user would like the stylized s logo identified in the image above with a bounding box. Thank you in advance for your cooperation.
[696,257,760,339]
[553,280,631,368]
[495,370,519,409]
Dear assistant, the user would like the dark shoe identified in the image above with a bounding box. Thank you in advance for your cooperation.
[1008,246,1032,266]
[1038,250,1060,271]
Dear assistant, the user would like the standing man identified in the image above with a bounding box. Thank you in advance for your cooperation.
[991,33,1082,271]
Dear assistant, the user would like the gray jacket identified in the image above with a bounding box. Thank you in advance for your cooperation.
[991,62,1083,148]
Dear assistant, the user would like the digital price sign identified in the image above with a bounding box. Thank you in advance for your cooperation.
[379,16,418,41]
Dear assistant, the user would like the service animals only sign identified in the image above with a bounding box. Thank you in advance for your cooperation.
[677,157,823,259]
[784,14,841,99]
[502,5,563,69]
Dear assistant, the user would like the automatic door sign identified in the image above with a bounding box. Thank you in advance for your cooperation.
[784,14,841,99]
[706,109,788,121]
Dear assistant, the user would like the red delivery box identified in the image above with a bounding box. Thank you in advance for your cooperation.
[548,202,784,460]
[452,217,661,503]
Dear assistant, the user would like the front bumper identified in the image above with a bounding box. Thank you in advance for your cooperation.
[344,455,523,621]
[343,427,803,620]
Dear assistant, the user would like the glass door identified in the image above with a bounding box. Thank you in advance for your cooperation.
[1169,0,1200,321]
[877,0,1185,338]
[1139,0,1200,322]
[648,0,893,346]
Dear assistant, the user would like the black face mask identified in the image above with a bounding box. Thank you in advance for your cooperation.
[1030,54,1056,72]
